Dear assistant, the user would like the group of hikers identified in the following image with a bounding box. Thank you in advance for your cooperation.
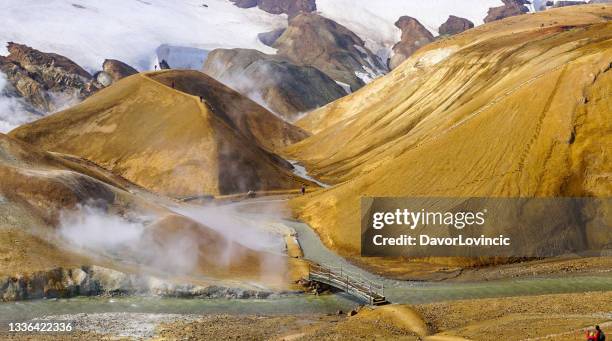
[587,325,606,341]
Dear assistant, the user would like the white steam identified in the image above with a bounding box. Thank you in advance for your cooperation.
[59,204,148,250]
[0,72,39,133]
[205,58,280,117]
[0,72,83,133]
[58,201,288,280]
[171,203,286,254]
[58,204,199,275]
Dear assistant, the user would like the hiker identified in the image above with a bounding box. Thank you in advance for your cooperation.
[596,325,606,341]
[301,185,306,195]
[588,326,606,341]
[171,81,175,89]
[154,64,157,70]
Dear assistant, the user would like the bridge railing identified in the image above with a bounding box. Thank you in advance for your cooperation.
[308,263,385,304]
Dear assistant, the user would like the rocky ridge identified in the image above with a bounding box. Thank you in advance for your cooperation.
[439,15,475,36]
[203,48,346,121]
[0,42,98,114]
[389,16,435,70]
[273,13,386,91]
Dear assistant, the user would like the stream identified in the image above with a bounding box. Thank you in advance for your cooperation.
[0,294,358,321]
[1,198,610,323]
[287,220,612,304]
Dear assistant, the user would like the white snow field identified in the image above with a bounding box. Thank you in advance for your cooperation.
[317,0,504,60]
[0,0,285,73]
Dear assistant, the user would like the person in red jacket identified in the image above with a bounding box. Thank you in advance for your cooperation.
[588,326,606,341]
[596,325,606,341]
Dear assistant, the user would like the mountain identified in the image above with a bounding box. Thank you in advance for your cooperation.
[10,70,311,197]
[0,132,291,285]
[102,59,138,83]
[0,0,503,132]
[314,0,503,61]
[0,43,99,114]
[285,5,612,274]
[203,48,346,121]
[484,0,530,22]
[389,16,435,70]
[273,13,386,91]
[439,15,475,36]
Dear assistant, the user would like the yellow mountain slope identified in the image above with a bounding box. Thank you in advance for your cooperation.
[10,70,310,197]
[286,5,612,274]
[0,133,292,286]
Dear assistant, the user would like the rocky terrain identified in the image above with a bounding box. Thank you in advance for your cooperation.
[389,16,435,70]
[257,28,286,47]
[273,13,387,91]
[10,70,312,197]
[101,59,138,83]
[484,0,530,22]
[0,265,275,302]
[231,0,316,17]
[0,43,99,114]
[203,48,346,121]
[439,15,475,36]
[287,5,612,273]
[5,291,608,340]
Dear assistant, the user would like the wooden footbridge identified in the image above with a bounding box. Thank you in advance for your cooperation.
[308,264,389,305]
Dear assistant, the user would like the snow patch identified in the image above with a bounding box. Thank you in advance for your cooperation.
[335,81,352,94]
[416,47,457,67]
[155,44,209,70]
[355,63,385,85]
[288,160,331,188]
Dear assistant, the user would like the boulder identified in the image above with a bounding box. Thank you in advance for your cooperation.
[231,0,316,17]
[258,0,316,17]
[389,16,435,70]
[204,48,346,121]
[95,71,113,87]
[102,59,138,83]
[553,0,587,6]
[232,0,258,7]
[273,13,386,91]
[484,1,529,23]
[258,28,286,47]
[439,15,474,36]
[159,59,171,69]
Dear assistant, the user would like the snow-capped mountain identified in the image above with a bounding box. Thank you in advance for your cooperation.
[0,0,506,76]
[317,0,504,60]
[0,0,504,132]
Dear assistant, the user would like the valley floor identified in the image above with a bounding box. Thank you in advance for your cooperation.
[1,291,610,340]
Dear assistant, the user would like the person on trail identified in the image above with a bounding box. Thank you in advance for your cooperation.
[596,325,606,341]
[171,81,175,89]
[301,185,306,195]
[154,64,157,70]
